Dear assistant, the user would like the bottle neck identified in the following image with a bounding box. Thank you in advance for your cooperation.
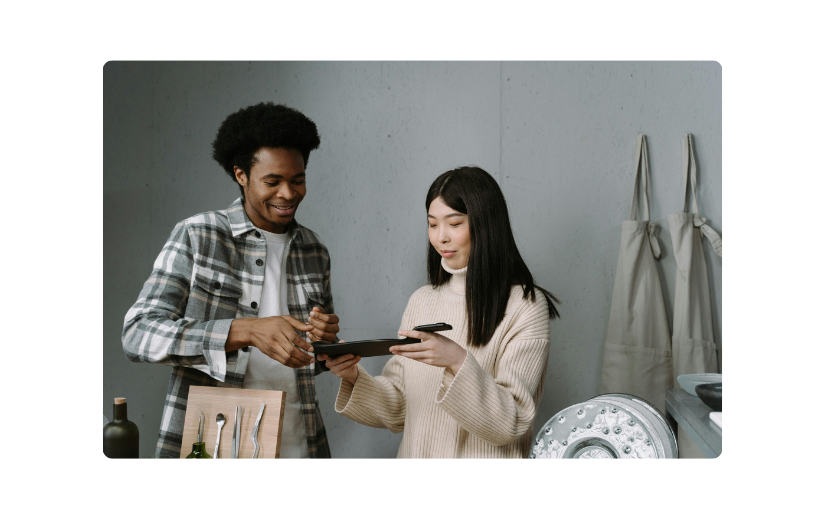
[112,402,128,422]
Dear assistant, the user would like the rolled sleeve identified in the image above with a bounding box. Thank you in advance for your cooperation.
[121,221,234,382]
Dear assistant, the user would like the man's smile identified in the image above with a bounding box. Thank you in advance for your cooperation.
[270,202,298,216]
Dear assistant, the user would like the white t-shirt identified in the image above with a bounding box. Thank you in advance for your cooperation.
[242,227,309,458]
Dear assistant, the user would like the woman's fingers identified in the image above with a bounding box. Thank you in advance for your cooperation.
[325,353,356,368]
[392,350,432,362]
[330,356,360,373]
[398,330,431,340]
[389,342,427,354]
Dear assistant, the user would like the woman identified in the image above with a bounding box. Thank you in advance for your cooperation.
[318,166,560,458]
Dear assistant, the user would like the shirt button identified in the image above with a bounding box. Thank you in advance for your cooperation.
[214,282,222,289]
[251,302,258,309]
[254,231,261,238]
[256,259,263,266]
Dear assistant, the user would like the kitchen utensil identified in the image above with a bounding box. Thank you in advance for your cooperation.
[529,393,678,459]
[197,410,205,443]
[232,406,243,458]
[695,382,722,411]
[232,407,238,458]
[180,386,287,459]
[214,413,226,458]
[251,403,265,459]
[677,373,722,396]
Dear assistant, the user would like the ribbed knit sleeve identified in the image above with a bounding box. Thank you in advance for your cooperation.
[334,358,406,433]
[335,282,552,458]
[435,337,549,446]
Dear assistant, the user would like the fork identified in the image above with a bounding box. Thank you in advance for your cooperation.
[251,403,266,459]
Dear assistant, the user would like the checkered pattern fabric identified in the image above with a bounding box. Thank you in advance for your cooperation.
[122,198,333,458]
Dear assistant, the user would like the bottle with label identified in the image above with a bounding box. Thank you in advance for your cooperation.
[103,397,140,458]
[185,441,213,458]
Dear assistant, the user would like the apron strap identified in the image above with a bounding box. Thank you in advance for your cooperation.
[682,134,722,257]
[682,134,700,214]
[647,222,662,259]
[630,134,651,221]
[694,214,723,257]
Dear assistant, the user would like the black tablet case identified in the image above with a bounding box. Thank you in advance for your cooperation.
[312,336,420,359]
[313,323,452,371]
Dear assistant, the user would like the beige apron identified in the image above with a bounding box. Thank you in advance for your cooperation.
[600,134,673,414]
[667,134,722,380]
[669,134,722,378]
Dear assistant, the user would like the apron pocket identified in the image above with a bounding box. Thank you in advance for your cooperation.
[601,343,674,413]
[672,336,718,376]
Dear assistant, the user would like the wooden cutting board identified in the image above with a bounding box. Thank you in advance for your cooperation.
[180,386,285,459]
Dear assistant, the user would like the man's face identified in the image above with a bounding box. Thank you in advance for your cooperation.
[235,147,306,234]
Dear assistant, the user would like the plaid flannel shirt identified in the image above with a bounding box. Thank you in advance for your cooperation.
[122,197,333,458]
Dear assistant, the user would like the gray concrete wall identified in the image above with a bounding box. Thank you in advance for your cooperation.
[103,61,722,458]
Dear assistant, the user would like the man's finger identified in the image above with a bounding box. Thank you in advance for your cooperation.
[265,348,295,368]
[308,316,329,330]
[312,306,326,314]
[287,330,314,352]
[282,332,314,359]
[283,315,313,331]
[309,311,330,324]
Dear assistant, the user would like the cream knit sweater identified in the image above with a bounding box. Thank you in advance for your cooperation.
[335,261,551,458]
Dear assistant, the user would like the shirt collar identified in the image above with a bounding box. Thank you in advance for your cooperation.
[226,197,304,243]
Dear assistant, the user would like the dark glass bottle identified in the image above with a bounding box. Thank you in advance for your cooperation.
[186,442,213,458]
[103,397,140,458]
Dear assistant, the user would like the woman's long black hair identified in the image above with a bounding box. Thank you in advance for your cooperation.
[426,166,560,347]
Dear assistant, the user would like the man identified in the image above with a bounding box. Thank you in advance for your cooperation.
[122,102,340,458]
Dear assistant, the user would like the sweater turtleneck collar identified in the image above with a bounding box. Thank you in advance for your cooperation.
[441,258,467,295]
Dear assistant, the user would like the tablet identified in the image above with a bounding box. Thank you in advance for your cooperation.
[313,323,452,369]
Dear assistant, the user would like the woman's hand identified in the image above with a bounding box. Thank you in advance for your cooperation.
[390,330,467,375]
[317,341,360,385]
[306,306,340,343]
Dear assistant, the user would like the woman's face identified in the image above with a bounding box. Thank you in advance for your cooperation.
[428,197,471,270]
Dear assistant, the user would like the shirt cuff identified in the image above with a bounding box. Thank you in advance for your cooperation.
[203,318,234,382]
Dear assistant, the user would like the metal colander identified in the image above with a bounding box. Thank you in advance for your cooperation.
[529,393,677,459]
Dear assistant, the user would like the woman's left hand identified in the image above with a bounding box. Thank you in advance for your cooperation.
[390,330,467,375]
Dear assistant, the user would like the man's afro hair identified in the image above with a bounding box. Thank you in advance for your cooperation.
[211,102,321,181]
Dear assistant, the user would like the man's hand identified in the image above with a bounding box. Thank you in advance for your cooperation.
[228,316,315,368]
[306,306,340,343]
[390,330,467,375]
